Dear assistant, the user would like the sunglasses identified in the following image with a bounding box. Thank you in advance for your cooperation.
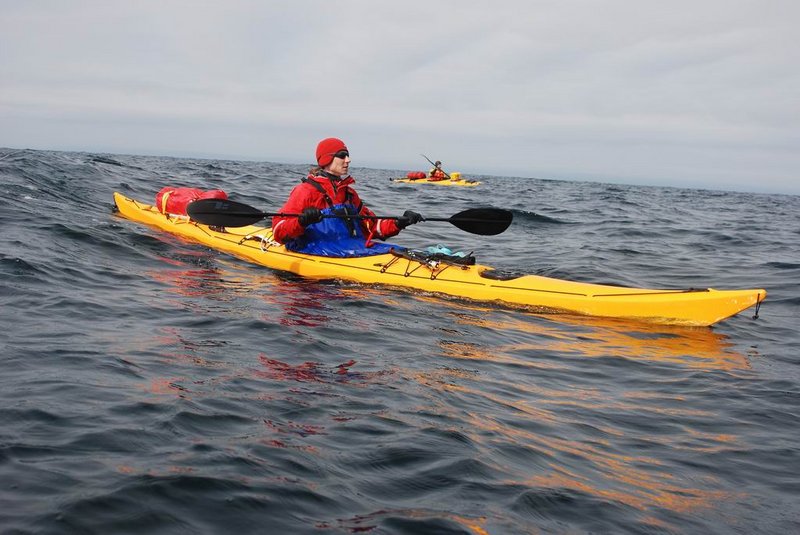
[333,150,349,159]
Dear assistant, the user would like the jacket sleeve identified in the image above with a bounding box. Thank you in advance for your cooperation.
[272,184,319,244]
[351,189,403,239]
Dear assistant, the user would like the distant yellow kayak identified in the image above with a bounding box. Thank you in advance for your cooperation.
[393,178,480,187]
[113,192,766,326]
[394,171,480,186]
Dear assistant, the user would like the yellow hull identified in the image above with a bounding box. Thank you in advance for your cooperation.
[113,192,766,326]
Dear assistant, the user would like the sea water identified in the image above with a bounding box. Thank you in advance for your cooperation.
[1,148,798,533]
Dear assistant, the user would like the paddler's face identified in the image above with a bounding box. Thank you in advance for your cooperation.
[327,150,350,177]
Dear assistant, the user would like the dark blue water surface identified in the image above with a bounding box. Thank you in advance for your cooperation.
[1,148,798,534]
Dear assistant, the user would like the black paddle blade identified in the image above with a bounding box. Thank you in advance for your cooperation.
[447,208,513,235]
[187,198,267,227]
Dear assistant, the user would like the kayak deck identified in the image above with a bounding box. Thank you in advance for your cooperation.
[113,192,766,326]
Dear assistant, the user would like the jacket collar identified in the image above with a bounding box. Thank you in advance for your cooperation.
[308,172,355,187]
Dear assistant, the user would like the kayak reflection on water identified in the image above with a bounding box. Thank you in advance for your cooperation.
[418,296,750,372]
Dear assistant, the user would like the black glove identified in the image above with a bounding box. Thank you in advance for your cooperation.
[298,207,323,227]
[397,210,423,229]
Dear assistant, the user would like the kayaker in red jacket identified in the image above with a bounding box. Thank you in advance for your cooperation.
[271,137,423,257]
[428,160,448,181]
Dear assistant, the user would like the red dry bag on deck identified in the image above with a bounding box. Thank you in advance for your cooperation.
[406,171,426,180]
[155,187,228,216]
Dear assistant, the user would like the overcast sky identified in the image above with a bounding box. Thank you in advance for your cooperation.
[1,0,798,194]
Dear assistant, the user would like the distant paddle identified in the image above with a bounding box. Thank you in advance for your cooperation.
[187,199,512,236]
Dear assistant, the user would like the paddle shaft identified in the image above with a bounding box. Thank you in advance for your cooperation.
[209,211,411,222]
[195,211,479,224]
[187,199,512,235]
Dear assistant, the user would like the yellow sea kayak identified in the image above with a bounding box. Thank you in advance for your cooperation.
[393,177,481,187]
[113,192,765,326]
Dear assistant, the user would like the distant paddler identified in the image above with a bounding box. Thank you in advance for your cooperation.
[422,154,451,181]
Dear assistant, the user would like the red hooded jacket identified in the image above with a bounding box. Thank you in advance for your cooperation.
[271,173,403,245]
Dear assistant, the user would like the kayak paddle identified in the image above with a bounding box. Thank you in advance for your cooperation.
[186,199,512,236]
